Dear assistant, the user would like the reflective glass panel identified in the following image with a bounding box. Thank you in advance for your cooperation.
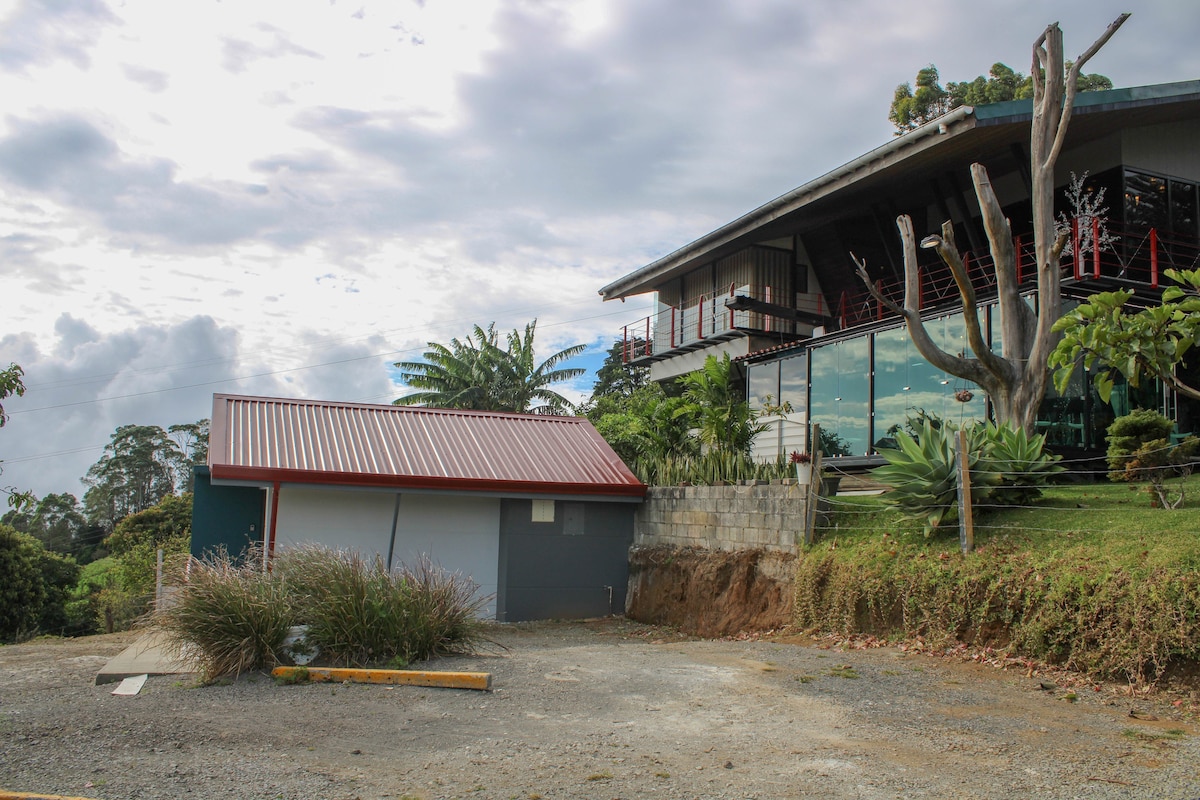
[809,338,869,456]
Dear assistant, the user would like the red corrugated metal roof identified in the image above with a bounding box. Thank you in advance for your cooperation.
[207,394,645,498]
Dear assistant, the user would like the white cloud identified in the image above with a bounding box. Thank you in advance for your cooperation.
[1,0,1196,501]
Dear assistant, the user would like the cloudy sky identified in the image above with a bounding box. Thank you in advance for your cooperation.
[2,0,1197,501]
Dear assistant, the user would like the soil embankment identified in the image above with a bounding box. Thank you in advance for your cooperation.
[625,545,795,635]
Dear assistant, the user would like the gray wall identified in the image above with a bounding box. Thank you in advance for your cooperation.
[634,484,806,554]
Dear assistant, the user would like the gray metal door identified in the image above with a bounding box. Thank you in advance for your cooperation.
[497,499,634,622]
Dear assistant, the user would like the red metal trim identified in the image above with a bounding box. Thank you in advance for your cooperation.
[1151,227,1159,288]
[1072,218,1081,280]
[1092,217,1101,278]
[211,465,647,498]
[267,481,281,562]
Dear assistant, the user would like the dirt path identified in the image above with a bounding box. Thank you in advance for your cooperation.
[1,620,1197,799]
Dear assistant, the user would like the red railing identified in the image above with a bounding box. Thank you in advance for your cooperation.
[618,224,1200,362]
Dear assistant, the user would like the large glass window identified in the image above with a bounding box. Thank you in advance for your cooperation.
[872,326,918,449]
[778,354,808,455]
[1171,179,1197,239]
[872,318,986,451]
[809,338,869,456]
[746,361,779,410]
[1126,171,1169,231]
[931,313,988,425]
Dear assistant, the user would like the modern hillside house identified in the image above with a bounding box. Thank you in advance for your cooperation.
[600,81,1200,462]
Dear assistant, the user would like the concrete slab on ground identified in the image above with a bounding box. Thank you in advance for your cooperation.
[95,629,193,685]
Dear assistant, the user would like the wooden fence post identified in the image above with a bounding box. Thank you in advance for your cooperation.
[803,423,823,547]
[955,429,974,554]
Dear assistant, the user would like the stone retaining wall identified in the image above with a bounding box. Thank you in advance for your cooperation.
[634,483,806,554]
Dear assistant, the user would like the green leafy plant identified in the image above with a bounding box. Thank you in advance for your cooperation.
[1106,408,1200,508]
[632,451,789,486]
[872,414,1061,535]
[871,415,995,536]
[978,424,1064,506]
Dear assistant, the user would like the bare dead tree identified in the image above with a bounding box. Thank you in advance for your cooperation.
[854,15,1129,433]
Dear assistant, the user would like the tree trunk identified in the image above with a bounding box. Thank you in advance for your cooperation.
[856,15,1129,435]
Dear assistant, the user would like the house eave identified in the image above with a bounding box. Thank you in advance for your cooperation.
[208,464,647,500]
[598,106,978,301]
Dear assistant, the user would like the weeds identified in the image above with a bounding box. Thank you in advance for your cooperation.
[798,477,1200,686]
[825,664,860,679]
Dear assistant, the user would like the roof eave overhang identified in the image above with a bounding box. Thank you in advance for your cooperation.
[598,106,978,301]
[209,464,647,499]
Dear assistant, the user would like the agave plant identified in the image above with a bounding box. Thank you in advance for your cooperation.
[873,413,1063,535]
[871,415,1005,536]
[978,425,1064,506]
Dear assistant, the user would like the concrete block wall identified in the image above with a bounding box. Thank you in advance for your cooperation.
[634,483,806,554]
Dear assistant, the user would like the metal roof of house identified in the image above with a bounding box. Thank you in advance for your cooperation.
[207,394,645,499]
[598,79,1200,301]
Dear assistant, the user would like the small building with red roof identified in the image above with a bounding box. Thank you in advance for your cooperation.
[191,393,645,622]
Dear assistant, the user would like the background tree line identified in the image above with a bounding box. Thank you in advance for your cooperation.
[1,416,207,641]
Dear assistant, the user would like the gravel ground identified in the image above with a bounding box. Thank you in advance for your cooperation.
[2,618,1199,800]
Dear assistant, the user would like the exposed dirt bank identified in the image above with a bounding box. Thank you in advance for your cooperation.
[626,545,795,636]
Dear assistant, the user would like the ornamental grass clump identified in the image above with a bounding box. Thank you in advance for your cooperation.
[156,544,491,682]
[273,545,490,668]
[154,547,291,684]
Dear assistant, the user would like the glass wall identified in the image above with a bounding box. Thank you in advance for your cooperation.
[872,318,986,450]
[747,356,807,459]
[809,338,869,456]
[745,299,1175,461]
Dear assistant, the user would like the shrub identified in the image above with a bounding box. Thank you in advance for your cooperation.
[633,451,789,486]
[157,544,492,682]
[1106,408,1200,508]
[0,524,79,641]
[154,547,292,683]
[274,546,490,667]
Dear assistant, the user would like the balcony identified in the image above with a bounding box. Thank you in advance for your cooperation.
[618,222,1200,364]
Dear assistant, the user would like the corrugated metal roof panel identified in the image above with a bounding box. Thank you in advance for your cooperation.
[208,394,645,498]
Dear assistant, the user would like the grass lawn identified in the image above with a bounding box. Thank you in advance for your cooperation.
[800,472,1200,685]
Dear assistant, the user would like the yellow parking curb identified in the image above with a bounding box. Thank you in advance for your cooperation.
[271,666,491,691]
[0,792,100,800]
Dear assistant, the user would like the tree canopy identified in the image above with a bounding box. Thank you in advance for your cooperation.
[83,425,183,531]
[889,60,1114,135]
[394,320,585,414]
[1050,268,1200,404]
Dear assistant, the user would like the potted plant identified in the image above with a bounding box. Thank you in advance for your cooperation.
[790,450,813,485]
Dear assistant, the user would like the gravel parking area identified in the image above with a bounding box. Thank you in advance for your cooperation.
[1,619,1198,799]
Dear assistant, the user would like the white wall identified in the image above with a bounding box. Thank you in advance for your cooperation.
[390,494,500,617]
[275,487,396,555]
[273,486,501,618]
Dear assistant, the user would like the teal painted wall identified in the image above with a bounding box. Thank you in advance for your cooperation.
[191,466,264,560]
